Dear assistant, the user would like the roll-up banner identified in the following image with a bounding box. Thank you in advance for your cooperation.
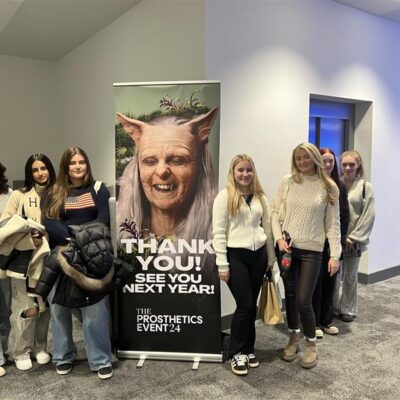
[113,81,221,362]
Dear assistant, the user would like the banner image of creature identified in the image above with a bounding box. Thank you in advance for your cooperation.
[114,82,221,361]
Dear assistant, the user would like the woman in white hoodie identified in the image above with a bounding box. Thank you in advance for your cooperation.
[212,154,275,376]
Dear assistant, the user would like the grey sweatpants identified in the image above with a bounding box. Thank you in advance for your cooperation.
[8,278,50,359]
[333,256,361,317]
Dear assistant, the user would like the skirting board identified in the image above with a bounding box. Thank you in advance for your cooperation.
[358,264,400,284]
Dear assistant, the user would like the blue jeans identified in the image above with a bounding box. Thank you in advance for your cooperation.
[48,283,112,370]
[0,277,11,353]
[0,341,5,366]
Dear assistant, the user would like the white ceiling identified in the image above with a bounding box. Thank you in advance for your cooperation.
[0,0,141,61]
[1,0,399,62]
[331,0,400,24]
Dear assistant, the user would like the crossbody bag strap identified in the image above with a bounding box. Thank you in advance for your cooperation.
[94,181,102,194]
[362,179,366,200]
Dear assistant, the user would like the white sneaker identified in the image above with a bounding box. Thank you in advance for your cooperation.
[230,353,249,376]
[35,351,51,365]
[0,366,5,377]
[315,328,324,339]
[15,354,33,371]
[322,325,339,335]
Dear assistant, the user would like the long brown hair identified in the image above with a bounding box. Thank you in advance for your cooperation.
[42,147,94,219]
[21,154,56,193]
[319,147,340,185]
[0,162,9,194]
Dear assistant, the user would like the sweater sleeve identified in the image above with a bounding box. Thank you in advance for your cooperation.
[260,194,277,265]
[43,218,69,246]
[325,197,342,259]
[271,176,289,244]
[212,190,230,272]
[95,184,110,226]
[0,190,23,221]
[348,181,375,245]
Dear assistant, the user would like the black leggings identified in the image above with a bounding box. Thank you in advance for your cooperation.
[312,241,337,327]
[281,247,322,339]
[227,246,267,357]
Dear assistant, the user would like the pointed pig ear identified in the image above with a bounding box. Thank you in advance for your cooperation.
[186,107,218,143]
[116,112,147,143]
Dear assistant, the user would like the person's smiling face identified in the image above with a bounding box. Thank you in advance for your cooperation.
[341,155,359,182]
[322,153,335,176]
[31,161,49,185]
[68,154,87,185]
[294,148,315,175]
[138,125,199,213]
[234,160,254,191]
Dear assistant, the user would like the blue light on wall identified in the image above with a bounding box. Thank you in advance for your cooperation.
[309,99,353,157]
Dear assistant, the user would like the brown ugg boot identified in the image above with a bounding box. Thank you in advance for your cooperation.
[282,332,300,362]
[300,339,318,369]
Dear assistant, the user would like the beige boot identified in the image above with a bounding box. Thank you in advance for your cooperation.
[300,339,318,369]
[282,332,300,362]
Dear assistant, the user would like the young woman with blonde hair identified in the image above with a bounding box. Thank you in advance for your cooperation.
[213,154,275,376]
[271,143,341,369]
[337,150,374,322]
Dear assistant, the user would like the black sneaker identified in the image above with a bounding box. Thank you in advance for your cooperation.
[97,366,113,380]
[230,354,249,376]
[247,353,259,368]
[340,314,355,323]
[56,363,72,375]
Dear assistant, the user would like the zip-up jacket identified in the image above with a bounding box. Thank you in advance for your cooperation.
[212,189,276,272]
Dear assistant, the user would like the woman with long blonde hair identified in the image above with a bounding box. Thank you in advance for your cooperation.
[212,154,275,376]
[337,150,374,322]
[271,143,341,369]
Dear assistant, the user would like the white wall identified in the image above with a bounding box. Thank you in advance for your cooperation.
[56,0,205,191]
[0,55,58,182]
[205,0,400,276]
[2,0,399,318]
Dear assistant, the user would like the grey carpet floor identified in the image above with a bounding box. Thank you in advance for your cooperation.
[1,276,400,400]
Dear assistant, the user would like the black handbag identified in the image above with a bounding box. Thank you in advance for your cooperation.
[343,242,361,257]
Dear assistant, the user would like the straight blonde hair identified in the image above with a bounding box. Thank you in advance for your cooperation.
[291,142,338,205]
[340,150,364,178]
[227,154,265,216]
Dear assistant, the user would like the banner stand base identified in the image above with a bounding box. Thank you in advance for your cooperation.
[117,350,222,366]
[191,358,200,370]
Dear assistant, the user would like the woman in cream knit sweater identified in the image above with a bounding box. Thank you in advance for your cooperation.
[271,143,341,369]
